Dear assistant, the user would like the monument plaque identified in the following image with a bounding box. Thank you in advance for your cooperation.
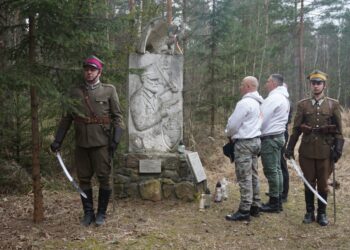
[186,151,207,183]
[139,159,162,173]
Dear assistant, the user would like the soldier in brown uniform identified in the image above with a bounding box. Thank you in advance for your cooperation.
[285,70,344,226]
[50,56,124,226]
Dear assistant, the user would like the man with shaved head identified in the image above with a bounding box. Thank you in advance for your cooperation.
[225,76,264,221]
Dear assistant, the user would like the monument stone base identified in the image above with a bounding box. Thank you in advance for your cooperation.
[114,153,206,201]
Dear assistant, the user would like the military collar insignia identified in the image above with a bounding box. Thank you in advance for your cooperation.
[311,97,324,106]
[85,81,100,90]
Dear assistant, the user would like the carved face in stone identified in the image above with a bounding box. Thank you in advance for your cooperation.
[142,71,160,94]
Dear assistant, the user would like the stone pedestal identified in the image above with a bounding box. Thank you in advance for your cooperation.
[114,153,206,201]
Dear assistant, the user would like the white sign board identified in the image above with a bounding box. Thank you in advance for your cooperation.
[139,159,162,173]
[186,151,207,183]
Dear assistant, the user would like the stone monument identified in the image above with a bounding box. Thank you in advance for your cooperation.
[114,18,206,201]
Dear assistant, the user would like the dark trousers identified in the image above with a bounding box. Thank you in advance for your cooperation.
[280,145,289,198]
[299,156,331,193]
[75,145,111,190]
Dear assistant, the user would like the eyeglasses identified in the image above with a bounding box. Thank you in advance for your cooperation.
[311,81,324,86]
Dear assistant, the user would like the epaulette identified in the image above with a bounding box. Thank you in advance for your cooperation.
[102,83,115,89]
[326,97,339,104]
[326,97,340,113]
[297,98,311,104]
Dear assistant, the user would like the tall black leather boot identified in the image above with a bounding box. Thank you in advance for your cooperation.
[317,192,329,226]
[303,188,315,224]
[260,196,279,213]
[95,188,111,226]
[81,189,95,226]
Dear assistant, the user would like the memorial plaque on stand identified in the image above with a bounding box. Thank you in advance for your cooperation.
[185,151,207,183]
[139,159,162,173]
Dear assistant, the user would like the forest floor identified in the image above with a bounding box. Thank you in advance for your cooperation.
[1,138,350,249]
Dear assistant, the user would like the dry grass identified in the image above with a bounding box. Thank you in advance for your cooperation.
[341,109,350,138]
[1,112,350,249]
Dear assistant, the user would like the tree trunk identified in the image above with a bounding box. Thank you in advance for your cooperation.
[298,0,305,99]
[15,93,21,161]
[258,0,269,82]
[29,15,44,223]
[252,4,261,76]
[137,0,143,38]
[128,0,135,10]
[337,34,342,100]
[291,0,299,103]
[167,0,172,24]
[209,0,217,137]
[182,0,191,146]
[313,36,319,68]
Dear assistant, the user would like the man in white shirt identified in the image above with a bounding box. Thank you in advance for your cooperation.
[260,74,290,213]
[225,76,263,221]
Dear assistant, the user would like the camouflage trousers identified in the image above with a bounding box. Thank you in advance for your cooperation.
[234,137,261,211]
[260,134,285,198]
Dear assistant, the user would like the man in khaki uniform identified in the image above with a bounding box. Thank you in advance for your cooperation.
[285,70,344,226]
[50,55,124,226]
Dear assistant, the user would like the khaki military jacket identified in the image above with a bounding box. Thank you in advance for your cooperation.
[57,82,124,148]
[289,96,342,159]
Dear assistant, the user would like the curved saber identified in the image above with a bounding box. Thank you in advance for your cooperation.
[56,152,87,198]
[289,159,327,205]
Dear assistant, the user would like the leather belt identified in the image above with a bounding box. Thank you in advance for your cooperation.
[311,126,336,134]
[236,136,260,141]
[261,133,284,140]
[74,116,111,124]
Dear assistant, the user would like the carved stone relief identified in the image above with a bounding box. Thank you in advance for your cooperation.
[128,53,183,153]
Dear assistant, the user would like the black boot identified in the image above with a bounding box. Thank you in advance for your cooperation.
[279,194,283,212]
[260,196,279,213]
[81,189,95,226]
[225,209,250,221]
[250,206,260,217]
[95,189,111,226]
[303,188,315,224]
[317,192,329,226]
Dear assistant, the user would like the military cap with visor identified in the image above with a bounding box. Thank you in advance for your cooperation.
[307,70,328,82]
[83,55,104,70]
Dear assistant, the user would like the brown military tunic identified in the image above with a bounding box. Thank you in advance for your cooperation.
[56,82,124,189]
[288,96,343,192]
[58,82,123,147]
